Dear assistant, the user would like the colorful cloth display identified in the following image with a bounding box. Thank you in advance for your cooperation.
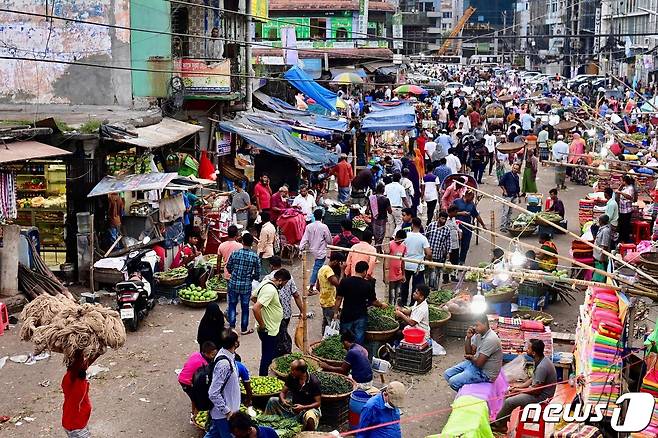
[633,352,658,437]
[575,287,624,416]
[0,172,17,220]
[435,395,494,438]
[554,424,602,438]
[578,199,595,225]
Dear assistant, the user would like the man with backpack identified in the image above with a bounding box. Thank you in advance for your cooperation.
[331,219,360,250]
[204,330,242,438]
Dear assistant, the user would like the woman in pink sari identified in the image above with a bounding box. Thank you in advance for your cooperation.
[441,177,468,211]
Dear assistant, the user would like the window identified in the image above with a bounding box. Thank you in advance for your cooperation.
[310,18,326,39]
[443,12,452,18]
[336,27,348,40]
[267,28,278,40]
[171,6,189,57]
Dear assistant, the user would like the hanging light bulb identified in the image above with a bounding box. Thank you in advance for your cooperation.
[495,271,510,283]
[511,250,526,268]
[471,293,487,314]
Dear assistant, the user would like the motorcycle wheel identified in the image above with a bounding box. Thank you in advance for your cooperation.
[126,313,138,332]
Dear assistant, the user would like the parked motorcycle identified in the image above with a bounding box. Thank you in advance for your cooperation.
[115,238,156,331]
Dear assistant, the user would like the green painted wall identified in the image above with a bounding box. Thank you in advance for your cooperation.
[131,0,172,97]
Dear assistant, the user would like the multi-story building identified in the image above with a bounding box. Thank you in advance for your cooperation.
[466,0,514,26]
[401,0,443,54]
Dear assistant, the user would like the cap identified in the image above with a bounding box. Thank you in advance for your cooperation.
[385,381,406,407]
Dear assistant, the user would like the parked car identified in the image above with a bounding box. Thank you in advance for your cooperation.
[443,82,475,95]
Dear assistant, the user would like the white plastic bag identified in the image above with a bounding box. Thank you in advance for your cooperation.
[323,320,340,339]
[430,339,447,356]
[502,354,528,383]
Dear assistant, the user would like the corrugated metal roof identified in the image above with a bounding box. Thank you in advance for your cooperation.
[270,0,395,11]
[112,118,203,149]
[0,141,71,164]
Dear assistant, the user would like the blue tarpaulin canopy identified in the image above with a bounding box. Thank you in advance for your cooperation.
[283,66,337,113]
[219,117,338,171]
[361,104,416,132]
[254,91,347,132]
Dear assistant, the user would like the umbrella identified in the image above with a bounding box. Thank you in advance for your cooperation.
[331,72,364,85]
[336,97,347,109]
[394,84,428,95]
[641,96,658,112]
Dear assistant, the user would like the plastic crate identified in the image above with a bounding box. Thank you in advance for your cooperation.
[394,345,433,374]
[325,213,347,235]
[489,302,512,317]
[154,283,185,300]
[445,319,475,338]
[517,281,545,297]
[320,397,349,431]
[517,294,546,310]
[527,204,542,213]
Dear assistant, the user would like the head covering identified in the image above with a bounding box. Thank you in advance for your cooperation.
[385,381,406,407]
[197,302,225,349]
[557,135,564,140]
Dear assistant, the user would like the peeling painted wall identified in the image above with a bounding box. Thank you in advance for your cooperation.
[0,0,132,105]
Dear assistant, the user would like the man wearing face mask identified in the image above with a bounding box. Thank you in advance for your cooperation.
[356,381,405,438]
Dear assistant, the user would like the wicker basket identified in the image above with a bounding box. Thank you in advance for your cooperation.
[179,296,217,308]
[365,317,399,342]
[155,276,187,287]
[309,341,345,367]
[316,371,357,401]
[428,307,451,329]
[507,226,537,238]
[269,355,320,380]
[512,310,554,326]
[484,289,516,304]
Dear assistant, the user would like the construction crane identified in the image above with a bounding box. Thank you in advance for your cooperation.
[437,6,476,56]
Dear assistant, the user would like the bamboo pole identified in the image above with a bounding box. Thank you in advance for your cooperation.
[455,180,658,288]
[490,211,496,252]
[458,221,657,298]
[327,245,622,291]
[301,251,309,355]
[544,160,657,177]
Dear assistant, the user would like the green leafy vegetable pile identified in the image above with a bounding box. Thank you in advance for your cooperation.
[313,335,347,361]
[429,306,450,323]
[273,353,317,375]
[315,371,353,395]
[367,308,398,331]
[428,289,453,306]
[254,415,302,438]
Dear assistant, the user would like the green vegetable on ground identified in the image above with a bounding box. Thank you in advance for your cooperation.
[254,415,302,438]
[178,285,217,302]
[313,335,347,361]
[429,306,450,323]
[206,275,228,290]
[315,371,353,395]
[366,308,398,331]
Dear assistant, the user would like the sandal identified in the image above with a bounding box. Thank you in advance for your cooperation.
[241,329,254,335]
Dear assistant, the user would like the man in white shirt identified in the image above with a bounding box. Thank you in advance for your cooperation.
[395,284,430,339]
[520,112,535,135]
[401,218,431,306]
[385,173,408,236]
[552,135,569,189]
[385,87,392,101]
[458,113,471,132]
[400,168,415,201]
[425,138,437,164]
[483,132,497,176]
[437,106,449,130]
[446,148,461,174]
[292,185,317,220]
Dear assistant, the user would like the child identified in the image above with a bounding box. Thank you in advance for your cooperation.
[385,229,407,304]
[524,250,540,270]
[538,233,558,272]
[446,205,461,282]
[178,341,218,416]
[235,353,253,407]
[62,352,98,438]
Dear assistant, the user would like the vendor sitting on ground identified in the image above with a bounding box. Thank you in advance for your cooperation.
[318,330,373,388]
[394,284,430,339]
[171,229,202,268]
[546,188,565,218]
[443,313,502,391]
[264,359,321,431]
[491,339,557,432]
[537,233,558,272]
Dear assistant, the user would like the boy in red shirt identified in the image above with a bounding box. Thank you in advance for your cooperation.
[384,229,407,304]
[62,353,98,438]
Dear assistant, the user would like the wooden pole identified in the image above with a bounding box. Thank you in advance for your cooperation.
[544,160,657,177]
[455,180,658,288]
[458,221,656,297]
[89,215,95,293]
[352,132,357,175]
[301,251,309,354]
[327,245,624,291]
[490,210,496,252]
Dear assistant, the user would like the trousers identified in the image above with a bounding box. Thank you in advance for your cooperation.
[443,360,491,391]
[227,291,251,333]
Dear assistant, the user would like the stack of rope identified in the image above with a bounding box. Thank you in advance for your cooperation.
[19,295,126,366]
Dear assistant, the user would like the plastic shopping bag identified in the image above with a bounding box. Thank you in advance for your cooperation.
[323,320,340,339]
[502,354,528,383]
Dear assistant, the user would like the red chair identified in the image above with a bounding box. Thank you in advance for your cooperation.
[631,220,651,244]
[618,243,636,258]
[514,401,547,438]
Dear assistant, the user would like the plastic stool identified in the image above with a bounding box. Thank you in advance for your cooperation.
[631,220,651,244]
[0,302,9,336]
[618,243,637,258]
[515,402,547,437]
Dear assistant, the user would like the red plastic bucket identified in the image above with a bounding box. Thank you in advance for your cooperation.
[402,327,425,344]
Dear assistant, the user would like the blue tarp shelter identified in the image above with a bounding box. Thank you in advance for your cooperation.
[253,91,347,132]
[283,66,337,113]
[361,104,416,132]
[219,117,338,171]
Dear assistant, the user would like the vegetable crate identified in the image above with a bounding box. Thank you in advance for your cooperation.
[320,397,349,431]
[517,281,544,297]
[517,294,546,311]
[394,345,433,374]
[324,213,347,235]
[445,319,475,338]
[154,284,186,300]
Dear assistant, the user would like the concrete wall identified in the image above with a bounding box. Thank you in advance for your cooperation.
[0,0,132,105]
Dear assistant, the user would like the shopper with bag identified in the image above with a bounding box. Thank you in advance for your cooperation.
[317,253,345,336]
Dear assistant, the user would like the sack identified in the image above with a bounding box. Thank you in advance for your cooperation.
[190,355,233,411]
[323,320,340,339]
[502,354,528,383]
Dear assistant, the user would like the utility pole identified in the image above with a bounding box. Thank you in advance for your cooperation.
[245,0,253,110]
[502,11,507,64]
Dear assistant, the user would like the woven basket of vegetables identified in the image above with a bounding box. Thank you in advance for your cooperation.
[512,310,554,326]
[428,306,451,329]
[315,371,356,401]
[310,335,347,367]
[270,353,319,380]
[365,308,399,342]
[154,266,188,286]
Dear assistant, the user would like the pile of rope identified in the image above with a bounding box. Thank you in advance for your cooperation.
[20,295,126,366]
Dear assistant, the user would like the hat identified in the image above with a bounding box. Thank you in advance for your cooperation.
[557,135,564,140]
[385,381,406,407]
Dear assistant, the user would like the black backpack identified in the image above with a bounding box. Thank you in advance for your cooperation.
[190,354,233,411]
[336,233,355,249]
